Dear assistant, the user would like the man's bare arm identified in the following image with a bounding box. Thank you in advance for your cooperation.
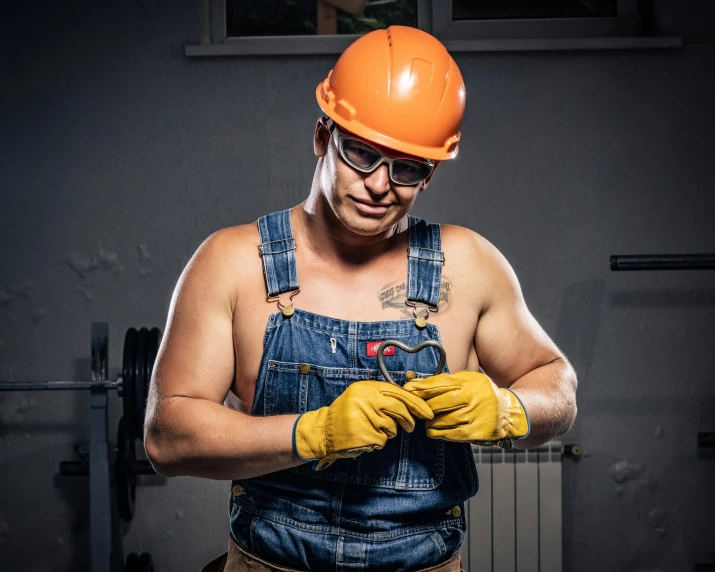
[472,234,578,449]
[143,229,302,480]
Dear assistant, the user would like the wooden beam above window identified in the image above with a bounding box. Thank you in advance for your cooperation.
[317,1,338,35]
[321,0,368,18]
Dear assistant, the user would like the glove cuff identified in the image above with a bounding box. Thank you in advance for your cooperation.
[504,388,531,442]
[293,408,328,461]
[293,414,309,461]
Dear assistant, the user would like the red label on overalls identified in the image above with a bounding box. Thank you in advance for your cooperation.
[367,342,394,357]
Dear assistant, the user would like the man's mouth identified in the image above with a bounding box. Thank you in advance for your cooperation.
[350,197,391,214]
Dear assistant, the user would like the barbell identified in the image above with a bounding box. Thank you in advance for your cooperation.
[0,326,161,442]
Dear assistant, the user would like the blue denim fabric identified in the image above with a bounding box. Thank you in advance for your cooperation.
[230,209,479,571]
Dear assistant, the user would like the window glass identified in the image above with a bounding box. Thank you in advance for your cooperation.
[226,0,417,37]
[452,0,617,21]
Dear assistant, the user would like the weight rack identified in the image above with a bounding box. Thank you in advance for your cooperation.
[0,322,160,572]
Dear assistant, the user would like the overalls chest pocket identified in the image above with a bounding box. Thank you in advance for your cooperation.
[263,361,445,491]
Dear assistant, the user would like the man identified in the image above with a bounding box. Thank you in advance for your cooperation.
[144,25,577,572]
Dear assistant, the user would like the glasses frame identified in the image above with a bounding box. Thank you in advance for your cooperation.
[330,123,435,187]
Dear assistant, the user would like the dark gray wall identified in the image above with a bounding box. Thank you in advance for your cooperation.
[1,1,713,571]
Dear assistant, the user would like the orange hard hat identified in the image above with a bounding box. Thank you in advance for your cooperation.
[316,25,465,161]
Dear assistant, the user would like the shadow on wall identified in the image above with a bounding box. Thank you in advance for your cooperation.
[556,281,715,570]
[608,288,715,308]
[554,279,606,389]
[574,447,715,570]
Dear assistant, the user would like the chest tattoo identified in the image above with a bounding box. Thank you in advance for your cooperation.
[378,277,452,318]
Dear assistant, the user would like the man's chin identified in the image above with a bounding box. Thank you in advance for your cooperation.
[338,209,397,237]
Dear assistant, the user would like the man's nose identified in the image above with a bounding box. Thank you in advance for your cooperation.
[364,163,390,195]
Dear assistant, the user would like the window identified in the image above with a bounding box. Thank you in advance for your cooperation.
[433,0,640,41]
[226,0,418,37]
[452,0,617,21]
[185,0,679,56]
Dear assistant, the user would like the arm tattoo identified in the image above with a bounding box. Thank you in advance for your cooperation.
[378,276,452,318]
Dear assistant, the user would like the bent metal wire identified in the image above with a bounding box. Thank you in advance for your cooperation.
[376,339,447,385]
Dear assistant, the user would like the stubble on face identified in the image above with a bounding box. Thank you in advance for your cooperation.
[322,145,419,238]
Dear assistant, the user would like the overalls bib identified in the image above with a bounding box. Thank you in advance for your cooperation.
[229,209,479,571]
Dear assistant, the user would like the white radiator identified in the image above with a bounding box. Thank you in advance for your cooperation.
[462,441,564,572]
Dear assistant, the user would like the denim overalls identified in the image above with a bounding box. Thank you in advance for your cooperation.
[229,209,479,571]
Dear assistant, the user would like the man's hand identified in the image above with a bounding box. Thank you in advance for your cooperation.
[403,371,530,447]
[293,380,433,470]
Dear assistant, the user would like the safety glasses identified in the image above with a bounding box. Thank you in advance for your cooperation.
[331,124,435,186]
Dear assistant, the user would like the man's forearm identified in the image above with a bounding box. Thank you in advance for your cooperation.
[508,358,577,449]
[144,396,302,480]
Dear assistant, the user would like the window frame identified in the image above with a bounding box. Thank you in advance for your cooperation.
[200,0,431,56]
[184,0,680,57]
[432,0,640,41]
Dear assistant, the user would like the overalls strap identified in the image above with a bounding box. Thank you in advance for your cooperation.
[257,209,299,298]
[407,216,444,309]
[257,210,443,307]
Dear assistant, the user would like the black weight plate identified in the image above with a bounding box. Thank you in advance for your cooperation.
[122,328,137,441]
[133,328,148,442]
[138,552,154,572]
[125,553,139,572]
[140,328,161,440]
[116,417,136,522]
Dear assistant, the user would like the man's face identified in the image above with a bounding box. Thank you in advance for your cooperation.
[314,119,434,237]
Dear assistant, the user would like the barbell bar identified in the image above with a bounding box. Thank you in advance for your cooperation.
[610,253,715,271]
[0,325,161,442]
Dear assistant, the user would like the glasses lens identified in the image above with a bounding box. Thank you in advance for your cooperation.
[391,159,433,185]
[341,138,382,170]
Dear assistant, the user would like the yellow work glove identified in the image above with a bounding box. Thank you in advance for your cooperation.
[293,380,433,471]
[403,371,530,448]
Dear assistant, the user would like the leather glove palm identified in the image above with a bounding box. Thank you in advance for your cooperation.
[293,380,433,470]
[403,371,530,447]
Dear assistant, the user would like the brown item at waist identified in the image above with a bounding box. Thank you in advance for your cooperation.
[199,536,463,572]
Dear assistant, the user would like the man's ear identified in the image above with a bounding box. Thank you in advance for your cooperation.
[314,116,331,157]
[419,161,440,191]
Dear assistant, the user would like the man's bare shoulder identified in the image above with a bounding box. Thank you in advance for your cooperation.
[199,222,261,258]
[186,223,261,271]
[441,224,509,273]
[179,222,264,302]
[440,224,519,306]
